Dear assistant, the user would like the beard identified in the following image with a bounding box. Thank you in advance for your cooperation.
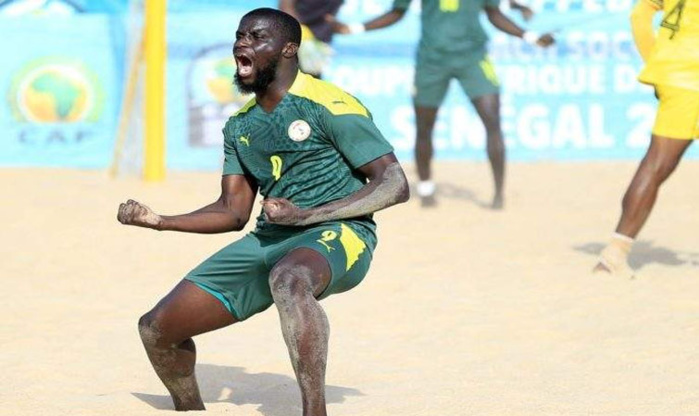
[234,56,279,95]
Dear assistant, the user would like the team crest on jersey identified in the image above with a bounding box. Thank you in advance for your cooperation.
[288,120,311,142]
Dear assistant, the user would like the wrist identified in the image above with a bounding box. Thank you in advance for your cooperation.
[296,208,314,226]
[522,31,540,45]
[154,215,167,231]
[348,22,366,34]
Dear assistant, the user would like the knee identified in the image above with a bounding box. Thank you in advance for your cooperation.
[138,312,162,349]
[649,158,679,182]
[269,265,312,303]
[486,135,505,152]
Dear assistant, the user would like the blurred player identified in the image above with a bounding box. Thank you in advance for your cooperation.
[594,0,698,278]
[330,0,553,208]
[117,8,409,414]
[279,0,344,77]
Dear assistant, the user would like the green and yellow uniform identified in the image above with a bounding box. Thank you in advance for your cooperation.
[185,71,394,320]
[393,0,501,106]
[634,0,699,139]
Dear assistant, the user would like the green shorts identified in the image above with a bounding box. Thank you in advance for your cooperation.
[413,46,501,107]
[184,222,373,321]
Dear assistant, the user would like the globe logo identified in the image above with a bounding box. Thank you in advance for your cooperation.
[10,61,101,123]
[204,58,251,106]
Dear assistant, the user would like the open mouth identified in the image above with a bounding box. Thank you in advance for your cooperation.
[235,54,254,78]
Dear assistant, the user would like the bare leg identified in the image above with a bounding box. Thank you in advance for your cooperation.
[615,135,692,237]
[269,248,332,416]
[138,280,236,411]
[594,135,692,274]
[471,94,505,209]
[414,105,439,207]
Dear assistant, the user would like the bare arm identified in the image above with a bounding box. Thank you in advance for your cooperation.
[630,0,661,62]
[262,153,409,226]
[117,174,258,233]
[508,0,534,21]
[327,8,406,34]
[485,5,554,47]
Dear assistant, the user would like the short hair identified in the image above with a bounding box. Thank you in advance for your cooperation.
[242,8,302,45]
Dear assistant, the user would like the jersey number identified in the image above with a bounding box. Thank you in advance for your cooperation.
[440,0,459,12]
[661,0,686,39]
[270,155,283,181]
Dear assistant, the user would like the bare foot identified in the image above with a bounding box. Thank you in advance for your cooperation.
[592,259,635,279]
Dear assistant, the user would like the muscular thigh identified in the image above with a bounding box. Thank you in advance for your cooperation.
[144,280,237,346]
[268,222,374,300]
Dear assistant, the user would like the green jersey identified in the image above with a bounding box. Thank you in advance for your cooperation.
[393,0,500,53]
[222,71,394,249]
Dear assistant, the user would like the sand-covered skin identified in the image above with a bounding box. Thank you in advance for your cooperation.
[1,161,698,416]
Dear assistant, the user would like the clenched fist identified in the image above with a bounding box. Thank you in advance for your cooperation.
[261,198,308,226]
[117,199,163,230]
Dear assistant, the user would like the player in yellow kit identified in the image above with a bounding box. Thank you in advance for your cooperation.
[594,0,699,277]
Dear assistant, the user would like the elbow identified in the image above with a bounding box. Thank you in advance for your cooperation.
[229,214,250,232]
[390,9,406,22]
[396,176,410,204]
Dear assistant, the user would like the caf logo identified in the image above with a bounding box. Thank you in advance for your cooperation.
[8,58,103,123]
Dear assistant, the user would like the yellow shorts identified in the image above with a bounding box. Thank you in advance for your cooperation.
[653,85,699,139]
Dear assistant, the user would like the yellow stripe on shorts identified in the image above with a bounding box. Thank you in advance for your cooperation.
[479,57,500,87]
[339,223,366,271]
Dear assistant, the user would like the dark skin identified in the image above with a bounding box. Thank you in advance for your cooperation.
[329,2,554,209]
[118,13,409,415]
[593,134,692,273]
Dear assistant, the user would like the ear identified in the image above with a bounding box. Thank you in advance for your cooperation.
[282,42,299,58]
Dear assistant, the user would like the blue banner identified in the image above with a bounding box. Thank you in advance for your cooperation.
[1,0,696,170]
[0,4,124,168]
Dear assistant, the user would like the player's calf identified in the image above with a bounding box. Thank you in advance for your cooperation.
[138,313,205,411]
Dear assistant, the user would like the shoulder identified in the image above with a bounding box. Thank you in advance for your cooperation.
[234,98,257,117]
[223,98,257,134]
[288,72,370,118]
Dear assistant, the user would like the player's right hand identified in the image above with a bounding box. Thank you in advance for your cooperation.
[325,14,350,35]
[537,33,555,47]
[117,199,163,230]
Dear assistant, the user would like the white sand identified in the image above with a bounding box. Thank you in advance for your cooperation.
[2,161,698,416]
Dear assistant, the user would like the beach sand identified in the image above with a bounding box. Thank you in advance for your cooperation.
[2,160,698,416]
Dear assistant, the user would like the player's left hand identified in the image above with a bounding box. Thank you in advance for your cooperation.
[537,33,555,47]
[518,6,534,21]
[261,198,308,225]
[325,14,350,35]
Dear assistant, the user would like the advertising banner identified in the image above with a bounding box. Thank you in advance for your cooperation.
[1,0,696,170]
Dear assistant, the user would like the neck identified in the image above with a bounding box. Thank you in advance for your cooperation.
[256,64,298,112]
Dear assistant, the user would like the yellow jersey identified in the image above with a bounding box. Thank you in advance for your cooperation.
[638,0,699,91]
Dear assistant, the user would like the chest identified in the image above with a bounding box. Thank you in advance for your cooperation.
[233,103,331,178]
